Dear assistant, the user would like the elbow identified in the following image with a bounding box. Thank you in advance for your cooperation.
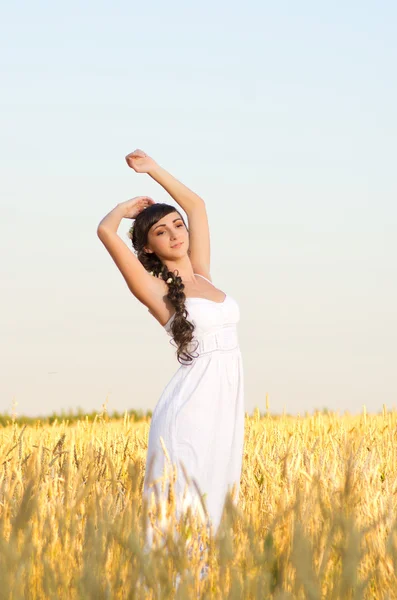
[97,224,108,239]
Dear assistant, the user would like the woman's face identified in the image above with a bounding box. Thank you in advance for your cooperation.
[144,211,189,259]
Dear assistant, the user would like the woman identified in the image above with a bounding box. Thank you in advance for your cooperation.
[97,149,245,543]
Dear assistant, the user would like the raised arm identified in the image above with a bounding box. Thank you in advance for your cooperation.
[97,197,168,320]
[125,149,211,279]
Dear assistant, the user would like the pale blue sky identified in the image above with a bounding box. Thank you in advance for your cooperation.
[1,1,396,417]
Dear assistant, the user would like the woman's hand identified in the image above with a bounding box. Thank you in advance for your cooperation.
[118,196,155,219]
[125,149,158,174]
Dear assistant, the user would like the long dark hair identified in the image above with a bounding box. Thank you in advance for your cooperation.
[128,203,198,365]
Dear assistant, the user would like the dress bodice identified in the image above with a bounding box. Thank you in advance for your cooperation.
[165,294,241,357]
[164,294,240,338]
[162,274,240,358]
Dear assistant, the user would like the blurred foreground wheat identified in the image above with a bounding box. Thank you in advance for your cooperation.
[1,406,397,599]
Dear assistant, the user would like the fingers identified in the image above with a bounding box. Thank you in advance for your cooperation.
[128,149,146,158]
[125,150,146,164]
[139,196,155,209]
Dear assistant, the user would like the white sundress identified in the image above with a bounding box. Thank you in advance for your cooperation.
[142,273,245,545]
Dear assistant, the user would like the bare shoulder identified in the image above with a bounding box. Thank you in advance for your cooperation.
[191,266,212,282]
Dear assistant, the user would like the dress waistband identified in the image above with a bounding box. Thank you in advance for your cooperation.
[188,325,239,356]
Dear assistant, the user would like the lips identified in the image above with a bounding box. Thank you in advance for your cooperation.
[171,242,184,249]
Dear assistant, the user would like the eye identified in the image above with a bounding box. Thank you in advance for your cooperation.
[177,223,183,228]
[157,231,164,236]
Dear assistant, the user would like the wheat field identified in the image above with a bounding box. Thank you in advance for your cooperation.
[1,404,397,599]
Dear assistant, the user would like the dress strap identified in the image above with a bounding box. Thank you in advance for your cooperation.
[194,273,212,284]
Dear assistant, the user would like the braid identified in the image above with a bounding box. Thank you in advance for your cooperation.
[128,207,199,365]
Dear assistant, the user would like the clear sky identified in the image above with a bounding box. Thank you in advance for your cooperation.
[1,1,396,418]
